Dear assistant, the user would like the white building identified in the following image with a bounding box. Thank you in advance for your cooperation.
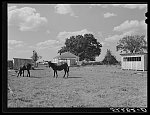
[120,53,147,71]
[13,58,34,70]
[52,52,79,66]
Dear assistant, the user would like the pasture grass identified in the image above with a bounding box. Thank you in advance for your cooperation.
[8,65,147,107]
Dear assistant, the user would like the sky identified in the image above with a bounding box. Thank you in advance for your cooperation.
[7,3,147,61]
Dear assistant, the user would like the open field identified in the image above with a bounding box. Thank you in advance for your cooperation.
[8,65,147,108]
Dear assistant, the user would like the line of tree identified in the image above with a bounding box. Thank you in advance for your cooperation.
[58,34,102,61]
[31,34,146,66]
[58,34,147,65]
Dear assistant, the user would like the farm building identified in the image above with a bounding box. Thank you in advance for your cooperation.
[13,58,34,70]
[8,60,13,69]
[52,52,79,66]
[120,53,147,71]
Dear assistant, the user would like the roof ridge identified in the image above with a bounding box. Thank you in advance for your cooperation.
[53,52,79,59]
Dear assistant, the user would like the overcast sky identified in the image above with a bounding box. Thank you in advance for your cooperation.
[8,3,147,61]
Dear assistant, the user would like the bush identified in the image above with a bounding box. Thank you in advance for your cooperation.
[81,61,102,66]
[93,62,103,65]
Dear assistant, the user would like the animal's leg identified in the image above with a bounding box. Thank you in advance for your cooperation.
[28,70,30,77]
[67,71,69,78]
[27,70,28,77]
[63,70,66,78]
[17,69,21,77]
[67,67,69,78]
[17,72,19,77]
[27,70,30,77]
[23,70,24,77]
[17,70,19,77]
[56,71,58,78]
[19,71,22,77]
[53,71,55,78]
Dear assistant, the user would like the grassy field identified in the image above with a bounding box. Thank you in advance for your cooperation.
[8,65,147,108]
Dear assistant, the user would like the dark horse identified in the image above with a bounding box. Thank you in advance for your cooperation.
[48,61,69,78]
[17,63,32,77]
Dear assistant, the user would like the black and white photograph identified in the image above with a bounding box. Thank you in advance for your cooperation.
[5,2,147,112]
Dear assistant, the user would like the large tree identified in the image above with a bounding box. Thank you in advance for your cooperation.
[116,35,147,53]
[31,50,42,67]
[58,34,102,61]
[102,49,119,65]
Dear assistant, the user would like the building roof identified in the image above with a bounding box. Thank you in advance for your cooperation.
[120,52,147,56]
[53,52,79,59]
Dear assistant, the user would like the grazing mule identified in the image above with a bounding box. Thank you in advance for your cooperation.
[48,61,69,78]
[17,63,31,77]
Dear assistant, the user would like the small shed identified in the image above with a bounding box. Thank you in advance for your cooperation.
[13,58,34,70]
[52,52,79,66]
[120,53,147,71]
[8,60,13,69]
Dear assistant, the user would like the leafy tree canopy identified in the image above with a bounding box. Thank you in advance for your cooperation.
[58,34,102,61]
[116,35,147,54]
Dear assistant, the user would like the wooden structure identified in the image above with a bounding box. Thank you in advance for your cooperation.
[52,52,79,66]
[120,53,147,71]
[13,58,34,70]
[8,60,13,69]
